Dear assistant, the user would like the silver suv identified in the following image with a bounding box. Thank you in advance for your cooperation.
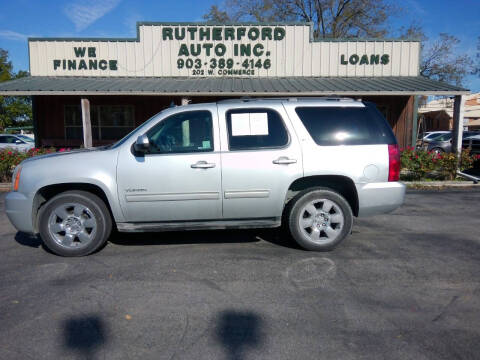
[5,98,405,256]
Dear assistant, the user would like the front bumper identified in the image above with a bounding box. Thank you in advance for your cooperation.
[5,192,34,234]
[356,182,406,217]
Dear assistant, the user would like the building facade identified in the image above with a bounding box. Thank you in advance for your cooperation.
[0,22,469,148]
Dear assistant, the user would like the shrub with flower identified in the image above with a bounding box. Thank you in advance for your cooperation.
[400,147,477,181]
[0,147,61,182]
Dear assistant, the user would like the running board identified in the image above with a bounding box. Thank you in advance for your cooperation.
[116,218,281,232]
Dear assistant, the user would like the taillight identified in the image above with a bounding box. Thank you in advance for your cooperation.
[388,144,400,182]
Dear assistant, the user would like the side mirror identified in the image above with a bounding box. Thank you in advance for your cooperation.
[15,140,22,144]
[133,134,150,153]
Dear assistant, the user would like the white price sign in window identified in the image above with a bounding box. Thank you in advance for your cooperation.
[231,113,269,136]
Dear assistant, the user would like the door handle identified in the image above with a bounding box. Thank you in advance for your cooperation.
[191,161,216,169]
[273,157,297,165]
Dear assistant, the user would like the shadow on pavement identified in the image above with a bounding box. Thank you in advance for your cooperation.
[215,310,264,360]
[109,228,299,250]
[62,314,108,360]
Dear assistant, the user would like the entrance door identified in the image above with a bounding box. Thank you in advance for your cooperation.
[217,104,303,220]
[117,107,222,222]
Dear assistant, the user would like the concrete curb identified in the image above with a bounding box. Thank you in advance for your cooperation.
[0,183,11,192]
[403,181,480,189]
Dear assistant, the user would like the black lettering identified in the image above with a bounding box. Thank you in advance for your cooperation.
[252,43,264,56]
[73,47,86,57]
[261,27,272,40]
[233,43,238,56]
[109,60,117,70]
[68,60,76,70]
[63,59,66,69]
[78,59,87,70]
[274,27,285,40]
[248,27,260,40]
[340,55,348,65]
[162,27,173,40]
[88,47,96,57]
[237,27,246,40]
[199,27,210,41]
[240,44,251,56]
[225,28,235,40]
[370,54,379,64]
[89,59,97,70]
[187,27,197,40]
[212,27,222,41]
[215,44,226,56]
[99,60,107,70]
[178,44,189,56]
[203,43,213,56]
[381,54,390,65]
[53,60,61,70]
[359,54,369,65]
[174,27,185,40]
[349,54,359,65]
[190,44,201,56]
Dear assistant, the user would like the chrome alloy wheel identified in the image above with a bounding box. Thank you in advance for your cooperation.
[298,199,344,244]
[47,203,97,249]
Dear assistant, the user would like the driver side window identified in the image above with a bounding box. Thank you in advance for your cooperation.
[146,110,214,155]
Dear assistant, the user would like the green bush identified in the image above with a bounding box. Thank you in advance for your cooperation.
[400,146,478,181]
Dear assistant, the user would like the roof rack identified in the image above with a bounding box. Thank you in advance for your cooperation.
[217,96,356,104]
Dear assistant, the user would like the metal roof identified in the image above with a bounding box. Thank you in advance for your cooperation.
[0,76,469,96]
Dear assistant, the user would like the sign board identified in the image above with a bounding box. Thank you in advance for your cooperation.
[28,23,420,78]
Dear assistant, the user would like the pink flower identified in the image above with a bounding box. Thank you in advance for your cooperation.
[59,148,66,152]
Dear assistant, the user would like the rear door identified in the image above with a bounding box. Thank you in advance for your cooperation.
[217,103,303,220]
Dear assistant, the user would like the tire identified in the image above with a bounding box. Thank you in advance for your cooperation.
[38,190,112,257]
[287,188,353,251]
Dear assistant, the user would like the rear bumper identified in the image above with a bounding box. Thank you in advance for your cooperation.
[356,182,405,217]
[5,192,34,233]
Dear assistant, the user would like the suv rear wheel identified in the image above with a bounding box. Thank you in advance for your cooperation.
[288,188,353,251]
[38,190,112,257]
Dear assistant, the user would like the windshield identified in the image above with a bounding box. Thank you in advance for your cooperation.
[16,135,34,142]
[108,110,165,149]
[432,133,452,142]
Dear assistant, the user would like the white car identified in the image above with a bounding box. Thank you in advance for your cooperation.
[0,134,35,152]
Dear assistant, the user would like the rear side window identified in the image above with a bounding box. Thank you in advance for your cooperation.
[295,103,397,146]
[226,108,289,150]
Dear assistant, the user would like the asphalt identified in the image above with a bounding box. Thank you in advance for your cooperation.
[0,190,479,360]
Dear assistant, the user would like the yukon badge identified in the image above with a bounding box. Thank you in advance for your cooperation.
[125,188,147,193]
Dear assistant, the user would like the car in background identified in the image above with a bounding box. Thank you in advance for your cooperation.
[427,131,480,154]
[421,131,450,142]
[0,134,35,152]
[462,134,480,155]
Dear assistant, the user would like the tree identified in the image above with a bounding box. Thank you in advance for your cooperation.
[203,0,395,39]
[399,26,473,87]
[0,49,32,130]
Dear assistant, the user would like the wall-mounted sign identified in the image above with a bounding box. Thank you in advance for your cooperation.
[28,23,419,78]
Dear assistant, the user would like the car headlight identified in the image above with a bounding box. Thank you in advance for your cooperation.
[12,165,22,192]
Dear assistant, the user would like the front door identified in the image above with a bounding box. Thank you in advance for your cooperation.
[217,104,303,220]
[117,107,222,222]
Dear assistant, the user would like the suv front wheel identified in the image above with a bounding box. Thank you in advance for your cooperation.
[288,188,353,251]
[38,190,112,257]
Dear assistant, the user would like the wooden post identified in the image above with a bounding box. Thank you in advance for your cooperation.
[81,98,92,148]
[451,95,465,156]
[181,97,190,146]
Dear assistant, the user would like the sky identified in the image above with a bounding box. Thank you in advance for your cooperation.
[0,0,478,91]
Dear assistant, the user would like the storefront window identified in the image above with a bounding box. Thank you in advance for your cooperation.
[64,105,134,141]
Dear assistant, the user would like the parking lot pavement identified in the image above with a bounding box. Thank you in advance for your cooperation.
[0,190,479,360]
